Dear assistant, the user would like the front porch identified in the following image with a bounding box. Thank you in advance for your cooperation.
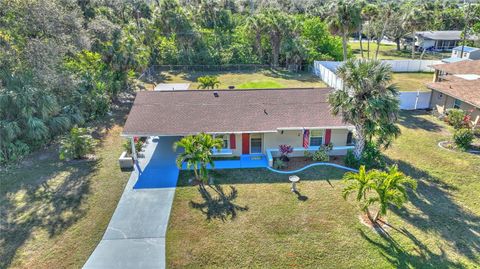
[182,154,268,170]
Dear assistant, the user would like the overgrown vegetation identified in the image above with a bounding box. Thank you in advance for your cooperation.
[59,127,96,160]
[2,0,479,164]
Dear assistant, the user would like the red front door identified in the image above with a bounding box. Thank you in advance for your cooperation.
[242,133,250,154]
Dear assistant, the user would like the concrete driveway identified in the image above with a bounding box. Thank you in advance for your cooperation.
[83,136,180,269]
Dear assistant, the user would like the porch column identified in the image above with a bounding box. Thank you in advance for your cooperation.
[130,137,137,161]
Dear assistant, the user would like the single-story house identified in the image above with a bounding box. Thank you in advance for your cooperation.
[450,46,480,60]
[431,59,480,82]
[413,31,478,51]
[428,60,480,125]
[122,88,355,166]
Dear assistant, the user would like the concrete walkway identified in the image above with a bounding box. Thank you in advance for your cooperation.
[83,137,180,269]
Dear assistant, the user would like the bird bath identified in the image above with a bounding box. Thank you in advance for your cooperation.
[289,175,300,192]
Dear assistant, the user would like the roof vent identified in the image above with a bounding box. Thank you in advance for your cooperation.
[213,92,219,97]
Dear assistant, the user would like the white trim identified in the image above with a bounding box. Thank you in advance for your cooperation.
[121,126,354,137]
[276,126,351,131]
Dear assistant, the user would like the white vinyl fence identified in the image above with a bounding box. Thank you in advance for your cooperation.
[382,60,442,72]
[313,60,434,110]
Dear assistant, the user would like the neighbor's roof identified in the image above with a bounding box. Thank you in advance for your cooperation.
[122,88,349,136]
[415,31,475,41]
[430,59,480,75]
[452,46,479,53]
[427,79,480,108]
[441,57,471,64]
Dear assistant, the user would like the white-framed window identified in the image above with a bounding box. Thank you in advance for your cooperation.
[214,134,229,149]
[453,99,462,109]
[250,133,262,153]
[310,130,324,147]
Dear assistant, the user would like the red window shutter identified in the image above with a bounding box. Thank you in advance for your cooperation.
[325,129,332,145]
[242,133,250,154]
[230,134,236,149]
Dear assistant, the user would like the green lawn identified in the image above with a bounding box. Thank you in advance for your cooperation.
[392,72,433,91]
[166,111,480,268]
[140,69,326,90]
[349,41,450,60]
[0,108,132,269]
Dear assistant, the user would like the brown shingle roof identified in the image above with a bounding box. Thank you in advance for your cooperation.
[431,60,480,75]
[122,88,348,136]
[427,80,480,108]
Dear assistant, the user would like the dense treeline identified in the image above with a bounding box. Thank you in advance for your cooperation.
[0,0,479,164]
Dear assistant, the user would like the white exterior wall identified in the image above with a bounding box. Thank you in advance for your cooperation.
[329,129,350,155]
[217,129,351,157]
[416,38,436,50]
[264,130,304,157]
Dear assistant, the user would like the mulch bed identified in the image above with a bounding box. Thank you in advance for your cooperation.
[277,156,345,171]
[438,141,480,155]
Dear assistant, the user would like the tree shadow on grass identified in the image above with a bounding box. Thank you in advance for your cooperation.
[359,227,466,269]
[384,157,479,264]
[263,69,320,82]
[0,160,96,268]
[189,184,248,222]
[398,111,443,132]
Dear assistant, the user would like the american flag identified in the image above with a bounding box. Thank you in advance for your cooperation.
[303,129,309,148]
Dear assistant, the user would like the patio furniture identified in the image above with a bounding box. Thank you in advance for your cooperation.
[289,175,300,192]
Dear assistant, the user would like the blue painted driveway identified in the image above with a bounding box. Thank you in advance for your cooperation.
[134,136,181,189]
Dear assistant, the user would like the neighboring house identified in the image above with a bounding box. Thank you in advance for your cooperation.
[122,88,354,166]
[451,46,480,60]
[413,31,478,51]
[428,60,480,126]
[443,46,480,63]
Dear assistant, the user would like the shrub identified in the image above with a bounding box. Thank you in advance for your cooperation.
[312,149,329,161]
[273,159,286,169]
[445,109,468,129]
[123,137,144,155]
[0,141,30,165]
[311,143,334,162]
[344,142,385,169]
[303,150,312,160]
[59,127,96,160]
[344,150,359,168]
[453,128,474,150]
[472,127,480,138]
[360,142,385,169]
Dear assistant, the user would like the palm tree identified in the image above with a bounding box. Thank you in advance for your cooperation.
[327,0,361,61]
[343,165,417,223]
[402,7,427,59]
[329,59,400,159]
[197,76,220,89]
[361,4,379,59]
[173,133,223,184]
[259,10,290,67]
[369,165,417,222]
[245,15,265,62]
[342,165,376,220]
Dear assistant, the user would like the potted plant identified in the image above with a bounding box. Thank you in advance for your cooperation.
[119,137,144,170]
[279,144,293,162]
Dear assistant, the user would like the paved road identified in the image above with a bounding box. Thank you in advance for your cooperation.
[83,137,180,269]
